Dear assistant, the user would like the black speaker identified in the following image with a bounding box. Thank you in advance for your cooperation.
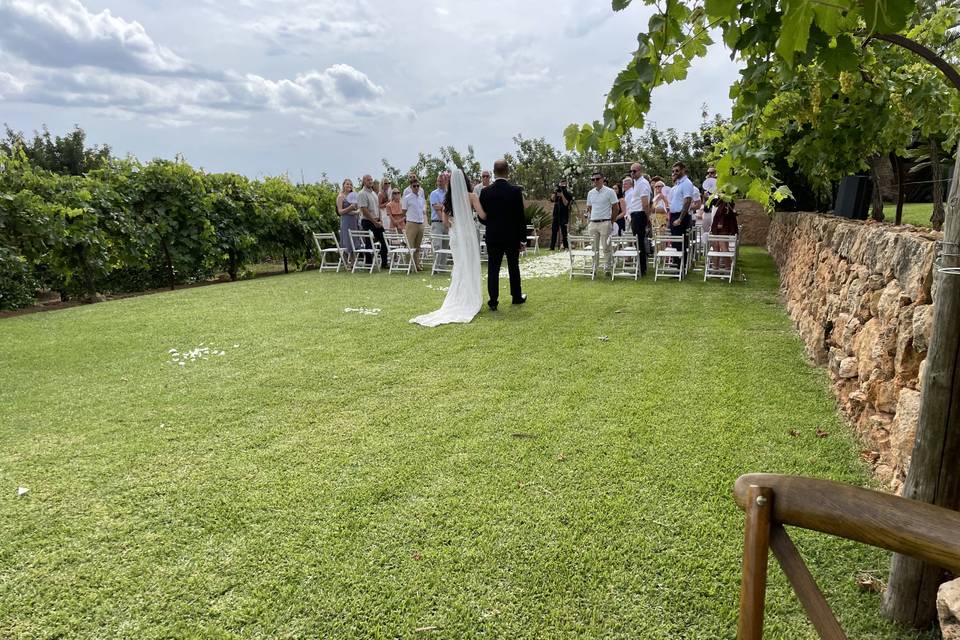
[834,176,872,219]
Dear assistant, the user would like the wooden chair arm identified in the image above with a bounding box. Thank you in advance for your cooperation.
[734,474,960,574]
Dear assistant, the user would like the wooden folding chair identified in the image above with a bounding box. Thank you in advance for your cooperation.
[734,473,960,639]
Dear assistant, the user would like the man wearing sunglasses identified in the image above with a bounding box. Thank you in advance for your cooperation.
[585,171,619,274]
[626,163,652,276]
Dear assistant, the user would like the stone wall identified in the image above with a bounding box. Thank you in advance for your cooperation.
[767,212,943,491]
[735,200,771,246]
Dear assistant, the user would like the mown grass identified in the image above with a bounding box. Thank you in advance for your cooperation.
[896,202,934,228]
[0,248,934,639]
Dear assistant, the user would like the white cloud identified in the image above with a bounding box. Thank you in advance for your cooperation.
[0,0,742,181]
[0,0,205,76]
[0,0,413,128]
[2,63,412,129]
[0,72,25,98]
[239,0,385,55]
[564,5,615,38]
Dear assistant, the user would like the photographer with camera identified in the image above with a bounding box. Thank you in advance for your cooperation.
[549,179,573,250]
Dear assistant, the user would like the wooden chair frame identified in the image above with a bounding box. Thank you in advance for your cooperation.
[734,473,960,639]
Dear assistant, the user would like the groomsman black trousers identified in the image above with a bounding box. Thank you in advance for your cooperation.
[629,211,649,276]
[487,243,522,304]
[360,219,389,268]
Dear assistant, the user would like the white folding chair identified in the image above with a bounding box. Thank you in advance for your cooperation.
[349,228,379,274]
[685,227,699,274]
[419,229,433,266]
[478,228,488,263]
[704,234,738,282]
[610,235,641,281]
[312,232,345,272]
[430,233,453,275]
[524,225,540,256]
[569,235,598,280]
[654,234,684,281]
[385,231,414,274]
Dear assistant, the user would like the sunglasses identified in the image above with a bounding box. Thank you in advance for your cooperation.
[592,177,603,181]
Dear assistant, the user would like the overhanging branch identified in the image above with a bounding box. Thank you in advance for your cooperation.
[869,32,960,93]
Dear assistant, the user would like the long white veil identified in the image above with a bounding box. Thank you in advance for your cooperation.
[410,168,482,326]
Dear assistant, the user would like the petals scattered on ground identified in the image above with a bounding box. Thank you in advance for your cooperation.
[168,345,230,365]
[511,251,571,279]
[344,307,381,316]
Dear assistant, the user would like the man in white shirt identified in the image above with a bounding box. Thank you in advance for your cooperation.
[402,177,427,271]
[668,162,698,264]
[585,171,619,273]
[475,170,492,196]
[357,174,389,269]
[702,166,718,213]
[627,162,653,276]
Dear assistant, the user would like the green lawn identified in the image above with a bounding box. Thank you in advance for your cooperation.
[896,202,934,227]
[0,249,933,639]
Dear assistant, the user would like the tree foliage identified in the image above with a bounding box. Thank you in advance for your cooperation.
[567,0,960,210]
[0,127,338,309]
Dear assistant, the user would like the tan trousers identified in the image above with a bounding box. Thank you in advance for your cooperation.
[587,220,613,271]
[405,221,424,270]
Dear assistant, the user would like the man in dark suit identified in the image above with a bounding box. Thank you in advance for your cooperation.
[478,159,526,310]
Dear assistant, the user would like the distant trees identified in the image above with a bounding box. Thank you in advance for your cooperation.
[0,126,338,309]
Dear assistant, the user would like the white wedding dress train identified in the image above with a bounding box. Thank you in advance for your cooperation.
[410,168,482,327]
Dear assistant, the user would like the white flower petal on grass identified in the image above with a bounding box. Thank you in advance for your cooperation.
[233,344,240,348]
[17,487,29,497]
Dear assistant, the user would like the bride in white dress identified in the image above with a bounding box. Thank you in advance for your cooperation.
[410,168,485,327]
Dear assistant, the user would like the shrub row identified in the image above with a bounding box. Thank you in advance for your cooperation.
[0,150,337,310]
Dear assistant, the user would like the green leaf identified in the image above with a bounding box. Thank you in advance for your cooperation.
[818,34,858,73]
[563,124,581,151]
[612,0,631,9]
[776,0,816,66]
[861,0,914,33]
[705,0,738,20]
[812,2,845,35]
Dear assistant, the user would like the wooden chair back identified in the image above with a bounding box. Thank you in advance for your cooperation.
[733,473,960,639]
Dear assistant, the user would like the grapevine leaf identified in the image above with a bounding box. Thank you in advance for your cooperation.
[861,0,914,34]
[705,0,738,20]
[776,0,816,66]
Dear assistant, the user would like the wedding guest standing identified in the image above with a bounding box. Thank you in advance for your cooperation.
[668,162,698,260]
[548,178,572,250]
[585,171,619,274]
[429,173,449,268]
[625,165,652,276]
[371,179,390,230]
[402,177,426,271]
[358,174,389,269]
[702,167,718,212]
[384,189,405,232]
[613,182,627,236]
[475,169,492,196]
[337,178,359,268]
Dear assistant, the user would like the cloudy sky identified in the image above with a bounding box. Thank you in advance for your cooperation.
[0,0,742,181]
